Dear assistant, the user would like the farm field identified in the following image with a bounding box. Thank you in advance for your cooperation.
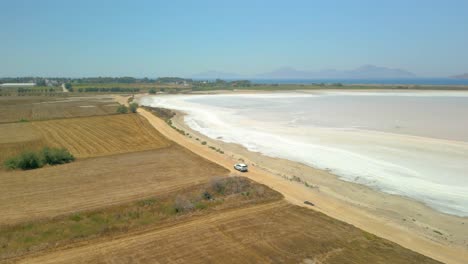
[32,114,171,158]
[72,82,188,88]
[0,114,170,164]
[0,96,119,123]
[0,177,279,261]
[12,200,439,264]
[0,122,47,165]
[0,145,228,225]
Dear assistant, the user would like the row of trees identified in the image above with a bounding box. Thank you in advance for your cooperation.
[77,87,140,93]
[192,79,252,91]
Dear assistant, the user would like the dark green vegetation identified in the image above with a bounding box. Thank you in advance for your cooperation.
[129,102,139,113]
[116,103,138,114]
[116,104,129,114]
[0,177,277,261]
[77,87,140,93]
[4,147,74,170]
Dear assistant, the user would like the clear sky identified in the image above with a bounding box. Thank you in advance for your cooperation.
[1,0,467,77]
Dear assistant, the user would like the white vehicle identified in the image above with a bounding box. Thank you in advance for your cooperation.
[234,163,248,172]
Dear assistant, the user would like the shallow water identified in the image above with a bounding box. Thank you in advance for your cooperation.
[140,91,468,216]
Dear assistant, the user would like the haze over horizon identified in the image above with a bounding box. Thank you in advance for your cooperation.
[1,0,468,78]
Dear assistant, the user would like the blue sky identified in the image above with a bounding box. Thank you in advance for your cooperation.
[1,0,467,77]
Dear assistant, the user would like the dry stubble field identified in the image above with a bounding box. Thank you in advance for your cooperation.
[0,96,119,123]
[0,114,171,164]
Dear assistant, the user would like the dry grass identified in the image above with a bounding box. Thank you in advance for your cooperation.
[0,123,48,165]
[32,114,171,158]
[0,177,278,261]
[0,114,171,164]
[0,145,229,225]
[0,96,119,123]
[12,200,440,264]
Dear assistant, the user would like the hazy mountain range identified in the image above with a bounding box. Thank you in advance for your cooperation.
[192,65,417,79]
[451,73,468,79]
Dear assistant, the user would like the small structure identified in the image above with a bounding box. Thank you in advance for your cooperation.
[0,83,36,88]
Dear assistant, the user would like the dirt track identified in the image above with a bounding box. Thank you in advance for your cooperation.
[17,201,439,264]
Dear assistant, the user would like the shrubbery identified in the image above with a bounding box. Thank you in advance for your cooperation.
[41,147,75,165]
[116,104,128,114]
[4,147,75,170]
[129,102,138,113]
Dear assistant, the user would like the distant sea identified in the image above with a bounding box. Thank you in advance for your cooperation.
[235,78,468,86]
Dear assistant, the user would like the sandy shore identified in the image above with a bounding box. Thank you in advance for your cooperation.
[119,94,468,264]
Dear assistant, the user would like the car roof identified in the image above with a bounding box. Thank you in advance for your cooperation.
[237,163,247,166]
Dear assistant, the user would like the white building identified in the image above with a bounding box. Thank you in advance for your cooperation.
[0,83,36,88]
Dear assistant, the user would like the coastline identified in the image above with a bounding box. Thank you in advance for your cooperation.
[127,94,468,264]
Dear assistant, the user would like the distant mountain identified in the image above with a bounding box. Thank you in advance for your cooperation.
[343,65,416,79]
[192,65,417,80]
[254,65,416,79]
[451,73,468,79]
[192,70,242,79]
[255,67,313,79]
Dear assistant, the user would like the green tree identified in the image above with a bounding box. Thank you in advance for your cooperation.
[64,83,73,92]
[149,88,156,94]
[129,102,139,113]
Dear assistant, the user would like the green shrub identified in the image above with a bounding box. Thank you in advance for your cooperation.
[148,88,156,94]
[41,147,75,165]
[15,151,43,170]
[4,157,19,169]
[201,141,207,145]
[4,147,75,170]
[129,102,139,113]
[116,104,128,114]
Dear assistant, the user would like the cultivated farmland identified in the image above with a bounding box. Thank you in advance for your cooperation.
[0,96,119,123]
[33,114,171,158]
[0,145,228,225]
[0,114,170,164]
[0,122,47,165]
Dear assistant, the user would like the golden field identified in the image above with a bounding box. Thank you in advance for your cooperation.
[0,114,171,164]
[0,96,118,123]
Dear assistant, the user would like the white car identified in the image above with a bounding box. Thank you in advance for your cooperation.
[234,163,248,172]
